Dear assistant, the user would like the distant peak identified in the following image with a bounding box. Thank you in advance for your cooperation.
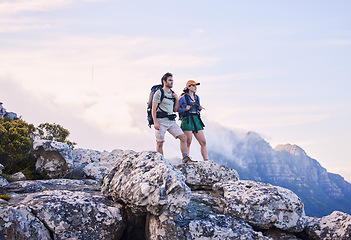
[274,144,307,156]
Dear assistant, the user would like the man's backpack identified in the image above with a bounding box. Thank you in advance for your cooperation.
[147,84,174,128]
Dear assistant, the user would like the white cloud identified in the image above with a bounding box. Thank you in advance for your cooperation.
[0,0,75,15]
[0,0,104,15]
[0,34,219,138]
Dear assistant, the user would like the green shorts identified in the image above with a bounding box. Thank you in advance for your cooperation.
[180,114,204,132]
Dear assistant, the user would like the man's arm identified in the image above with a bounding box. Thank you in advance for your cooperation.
[172,92,179,112]
[152,101,160,130]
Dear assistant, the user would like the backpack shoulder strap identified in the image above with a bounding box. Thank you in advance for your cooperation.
[194,94,200,106]
[185,93,191,105]
[160,88,165,102]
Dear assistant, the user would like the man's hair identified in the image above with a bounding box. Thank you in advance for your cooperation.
[161,72,173,86]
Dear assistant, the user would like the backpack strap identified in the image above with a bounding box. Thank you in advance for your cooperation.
[157,88,175,116]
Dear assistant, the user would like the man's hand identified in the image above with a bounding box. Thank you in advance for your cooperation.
[154,121,160,130]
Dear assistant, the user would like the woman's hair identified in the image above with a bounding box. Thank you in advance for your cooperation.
[180,87,189,97]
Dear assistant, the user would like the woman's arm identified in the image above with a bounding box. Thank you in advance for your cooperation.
[177,96,187,113]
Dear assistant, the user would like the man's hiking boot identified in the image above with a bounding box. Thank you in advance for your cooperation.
[182,156,197,164]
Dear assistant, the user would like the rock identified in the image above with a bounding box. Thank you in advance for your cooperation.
[305,211,351,240]
[174,160,239,190]
[147,190,272,240]
[0,163,4,174]
[213,180,307,232]
[4,179,101,195]
[263,228,303,240]
[72,148,135,181]
[8,172,26,181]
[0,102,17,120]
[18,190,125,240]
[102,151,191,220]
[0,205,52,240]
[0,176,9,187]
[33,140,73,178]
[148,213,273,240]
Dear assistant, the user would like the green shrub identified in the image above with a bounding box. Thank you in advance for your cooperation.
[0,118,31,171]
[33,122,76,149]
[0,118,76,180]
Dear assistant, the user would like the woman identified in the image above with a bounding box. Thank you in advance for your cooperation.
[178,80,208,161]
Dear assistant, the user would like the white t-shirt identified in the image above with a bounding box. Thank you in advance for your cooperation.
[153,89,175,124]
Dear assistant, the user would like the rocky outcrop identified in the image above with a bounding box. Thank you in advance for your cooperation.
[1,146,350,240]
[0,102,17,120]
[19,190,125,240]
[1,179,125,240]
[305,211,351,240]
[0,203,52,240]
[33,140,73,178]
[72,148,136,181]
[102,151,191,219]
[213,180,306,232]
[148,190,273,240]
[4,179,101,195]
[174,160,239,190]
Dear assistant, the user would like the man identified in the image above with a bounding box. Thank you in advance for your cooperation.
[152,72,195,163]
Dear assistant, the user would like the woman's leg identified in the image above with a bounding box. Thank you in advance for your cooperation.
[183,131,193,153]
[194,130,208,160]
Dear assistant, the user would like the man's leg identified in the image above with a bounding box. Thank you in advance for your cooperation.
[155,123,166,154]
[177,133,188,156]
[156,141,164,154]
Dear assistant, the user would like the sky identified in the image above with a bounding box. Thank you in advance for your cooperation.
[0,0,350,182]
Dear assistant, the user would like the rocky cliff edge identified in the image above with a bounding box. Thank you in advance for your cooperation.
[0,140,350,240]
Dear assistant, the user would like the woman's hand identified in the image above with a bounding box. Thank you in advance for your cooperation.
[186,105,191,111]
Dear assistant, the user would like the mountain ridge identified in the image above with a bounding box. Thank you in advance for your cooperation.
[208,129,351,217]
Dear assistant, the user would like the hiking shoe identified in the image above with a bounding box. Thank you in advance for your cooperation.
[182,156,197,164]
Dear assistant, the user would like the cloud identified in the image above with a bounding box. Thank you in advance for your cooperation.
[0,34,219,139]
[0,0,104,15]
[0,0,74,15]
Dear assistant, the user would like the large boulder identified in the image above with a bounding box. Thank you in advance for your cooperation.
[213,180,307,232]
[8,172,26,182]
[33,140,73,178]
[17,190,125,240]
[0,204,52,240]
[174,160,239,190]
[147,191,272,240]
[102,151,191,220]
[0,176,8,187]
[305,211,351,239]
[72,148,136,181]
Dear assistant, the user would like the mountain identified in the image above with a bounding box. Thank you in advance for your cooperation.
[208,129,351,217]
